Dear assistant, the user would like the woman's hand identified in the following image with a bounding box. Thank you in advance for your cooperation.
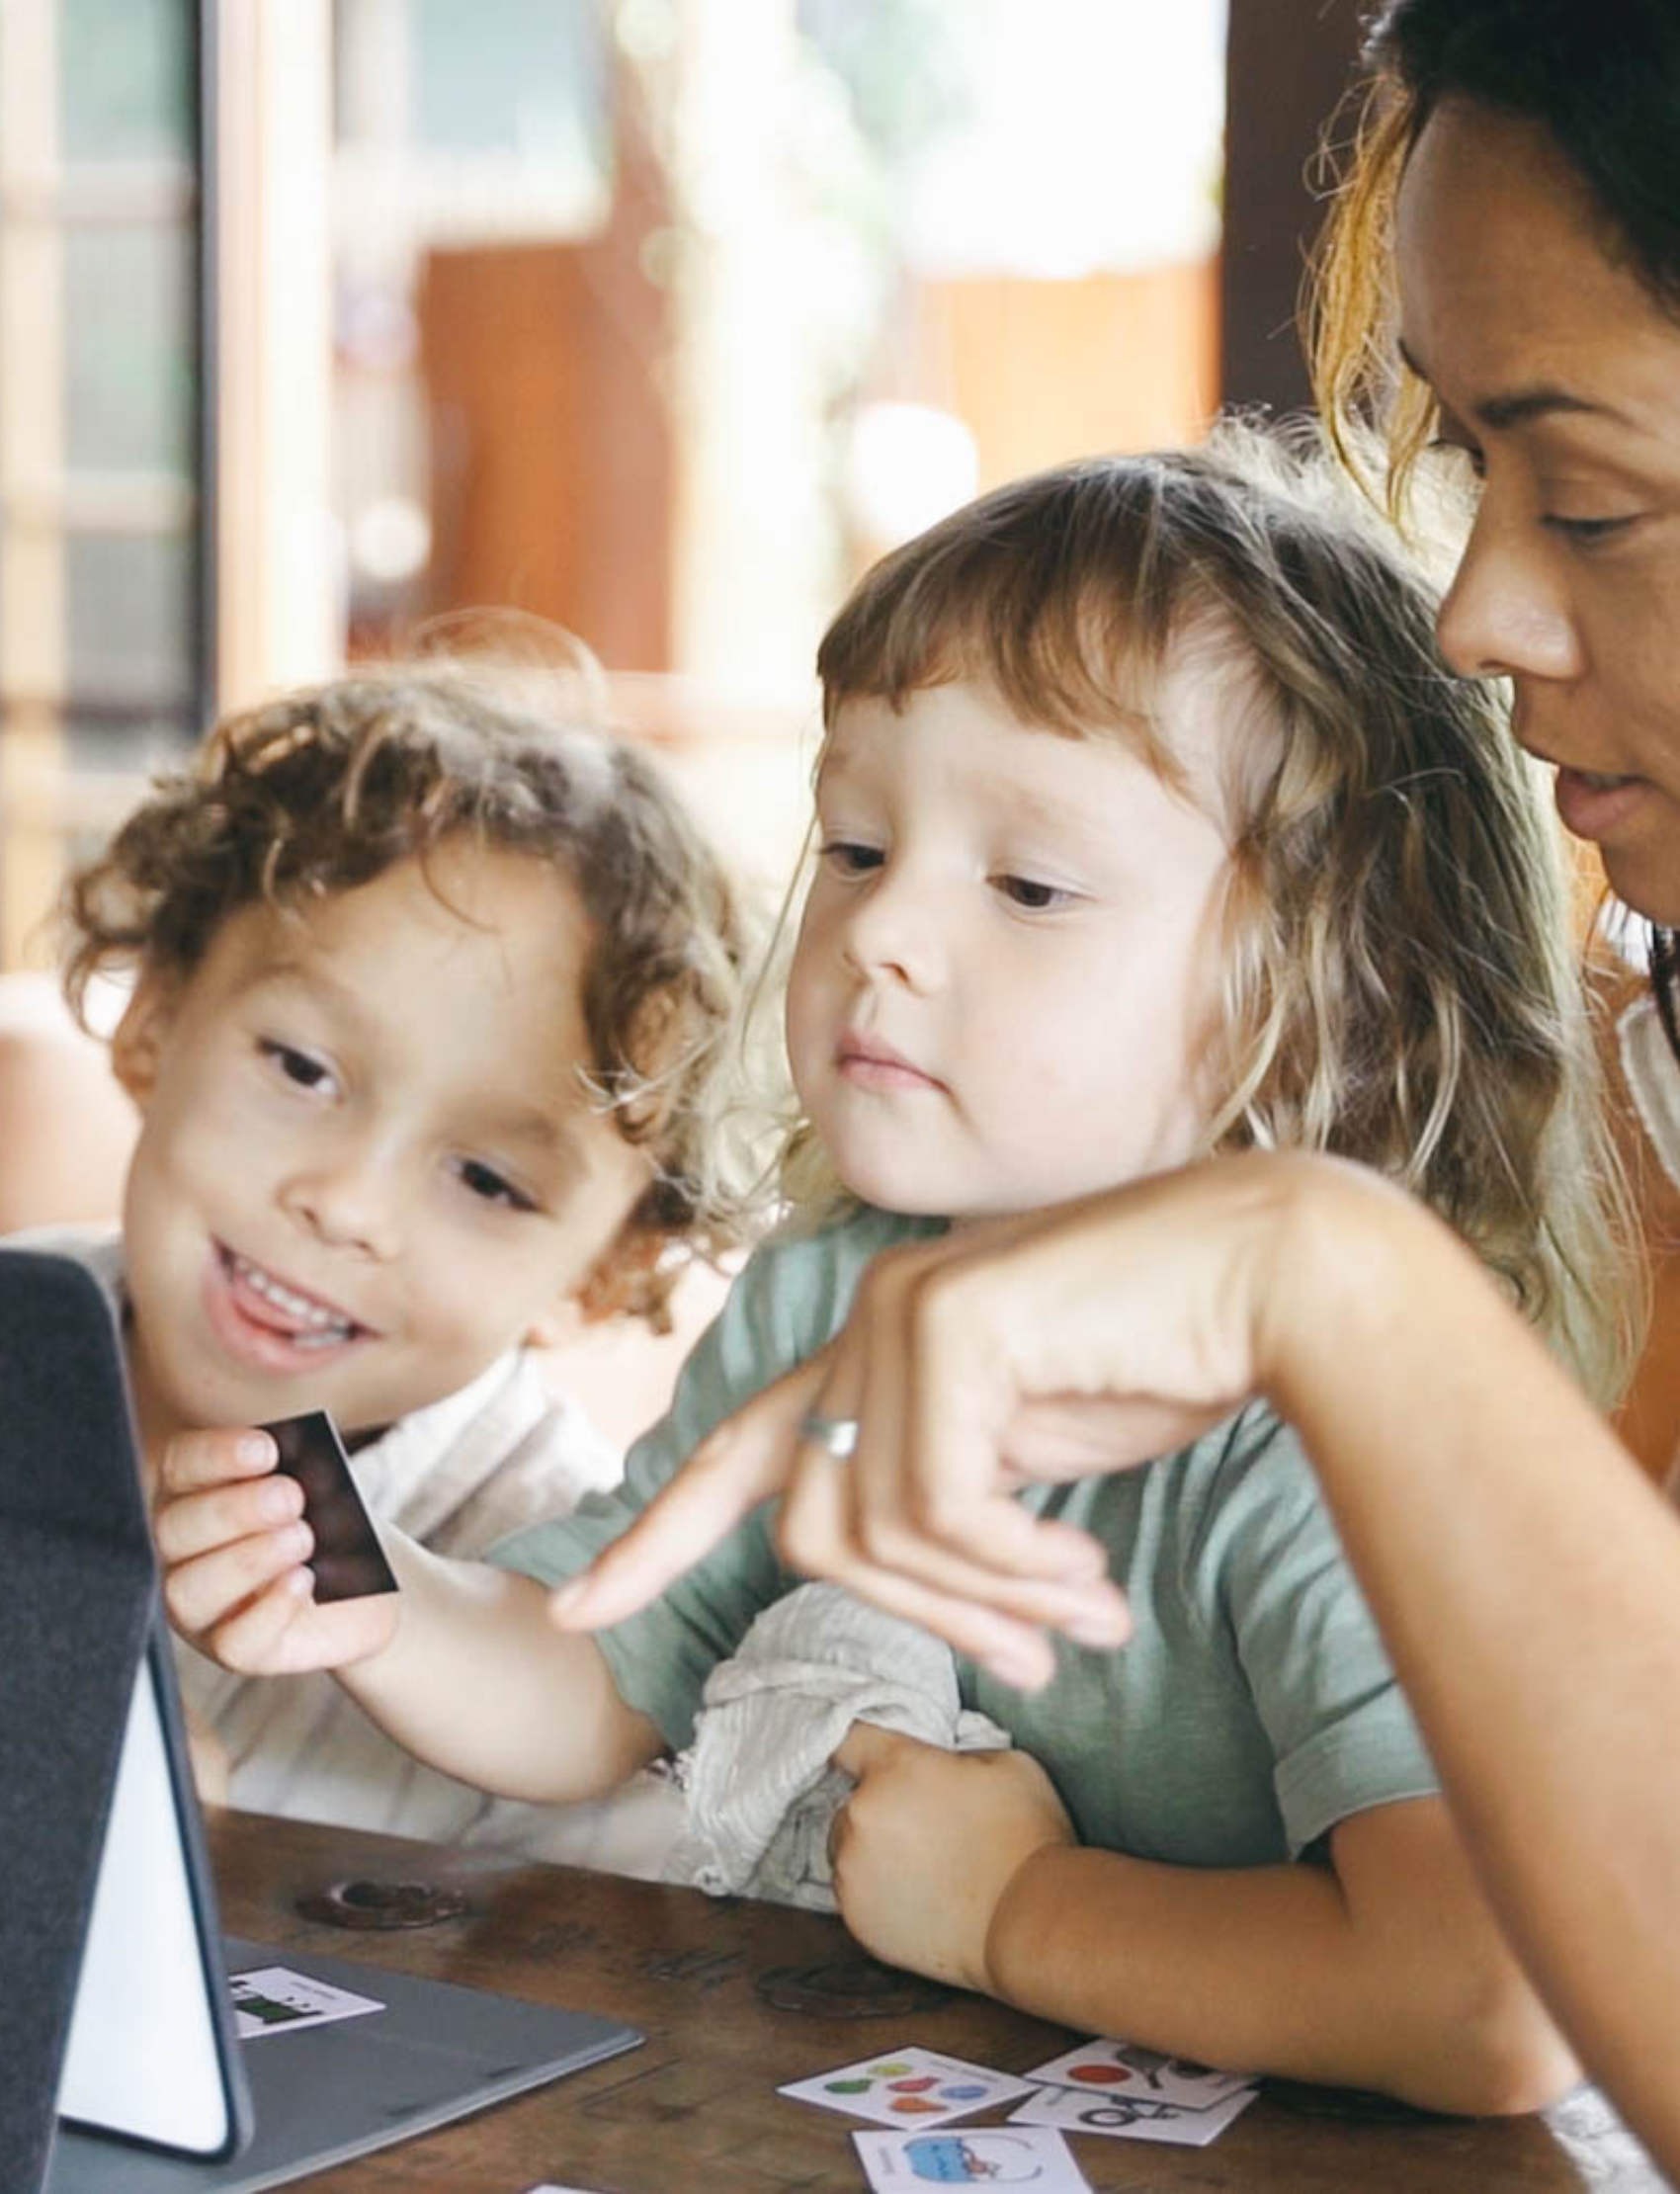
[828,1726,1075,1991]
[549,1152,1379,1682]
[157,1425,400,1674]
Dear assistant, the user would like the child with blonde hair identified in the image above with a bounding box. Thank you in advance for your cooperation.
[159,420,1627,2108]
[16,638,755,1865]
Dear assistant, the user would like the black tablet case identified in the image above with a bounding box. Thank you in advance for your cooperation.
[0,1248,155,2192]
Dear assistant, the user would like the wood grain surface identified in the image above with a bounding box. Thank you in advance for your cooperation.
[209,1808,1665,2192]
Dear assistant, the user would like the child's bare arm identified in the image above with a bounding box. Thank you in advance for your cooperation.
[181,1698,230,1807]
[157,1426,663,1805]
[831,1730,1578,2117]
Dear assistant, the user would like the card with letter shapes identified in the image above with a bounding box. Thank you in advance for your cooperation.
[779,2045,1038,2128]
[1009,2078,1258,2147]
[854,2124,1093,2189]
[229,1965,384,2041]
[1023,2036,1254,2110]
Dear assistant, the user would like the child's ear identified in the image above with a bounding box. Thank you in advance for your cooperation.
[110,970,181,1107]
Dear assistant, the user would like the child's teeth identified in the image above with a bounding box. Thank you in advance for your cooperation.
[233,1254,352,1335]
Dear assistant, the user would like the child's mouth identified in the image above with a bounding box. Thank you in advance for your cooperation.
[216,1244,365,1351]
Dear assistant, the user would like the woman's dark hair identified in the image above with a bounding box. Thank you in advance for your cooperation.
[1311,0,1680,1065]
[1364,0,1680,313]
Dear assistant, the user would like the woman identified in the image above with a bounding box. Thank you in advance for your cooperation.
[551,0,1680,2170]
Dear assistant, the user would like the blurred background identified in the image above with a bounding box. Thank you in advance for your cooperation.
[0,0,1365,966]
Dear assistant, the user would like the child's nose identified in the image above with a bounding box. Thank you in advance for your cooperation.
[837,865,943,992]
[281,1141,405,1259]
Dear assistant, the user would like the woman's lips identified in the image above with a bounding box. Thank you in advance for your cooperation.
[1553,766,1653,842]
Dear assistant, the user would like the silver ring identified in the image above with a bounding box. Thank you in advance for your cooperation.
[798,1411,861,1462]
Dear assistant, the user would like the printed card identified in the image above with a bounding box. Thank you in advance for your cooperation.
[780,2045,1038,2129]
[854,2123,1093,2190]
[1010,2079,1258,2147]
[229,1965,384,2041]
[1023,2037,1253,2109]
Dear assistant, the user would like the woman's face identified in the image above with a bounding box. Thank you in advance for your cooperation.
[1394,96,1680,923]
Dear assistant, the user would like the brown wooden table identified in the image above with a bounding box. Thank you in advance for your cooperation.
[210,1808,1666,2192]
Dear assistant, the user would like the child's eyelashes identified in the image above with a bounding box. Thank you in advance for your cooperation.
[452,1155,538,1214]
[993,873,1076,913]
[257,1036,337,1095]
[818,837,883,877]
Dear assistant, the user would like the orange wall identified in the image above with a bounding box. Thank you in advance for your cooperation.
[908,258,1220,490]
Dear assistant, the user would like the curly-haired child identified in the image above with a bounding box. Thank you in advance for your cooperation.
[13,638,757,1868]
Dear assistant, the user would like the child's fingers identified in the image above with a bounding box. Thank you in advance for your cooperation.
[199,1568,322,1674]
[158,1424,277,1494]
[163,1519,315,1642]
[830,1720,914,1778]
[153,1472,305,1564]
[206,1571,398,1677]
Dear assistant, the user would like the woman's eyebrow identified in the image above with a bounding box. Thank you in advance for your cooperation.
[1396,337,1622,431]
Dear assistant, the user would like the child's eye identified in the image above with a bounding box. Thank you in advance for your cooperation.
[995,874,1073,912]
[258,1038,335,1093]
[819,838,883,876]
[454,1157,536,1213]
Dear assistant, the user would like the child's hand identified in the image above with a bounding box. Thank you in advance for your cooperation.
[156,1427,400,1675]
[828,1725,1074,1992]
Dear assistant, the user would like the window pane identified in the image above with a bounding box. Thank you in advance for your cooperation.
[412,0,602,158]
[59,0,195,165]
[63,712,194,782]
[64,227,196,475]
[66,532,197,709]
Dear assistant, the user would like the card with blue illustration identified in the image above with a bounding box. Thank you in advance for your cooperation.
[779,2044,1037,2128]
[853,2123,1092,2189]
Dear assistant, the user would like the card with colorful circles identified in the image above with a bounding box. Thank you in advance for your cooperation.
[1022,2038,1253,2111]
[779,2045,1039,2128]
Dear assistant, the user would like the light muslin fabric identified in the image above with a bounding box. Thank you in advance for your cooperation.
[669,1581,1009,1910]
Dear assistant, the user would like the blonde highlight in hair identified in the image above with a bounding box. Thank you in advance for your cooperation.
[755,420,1636,1401]
[1307,77,1442,525]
